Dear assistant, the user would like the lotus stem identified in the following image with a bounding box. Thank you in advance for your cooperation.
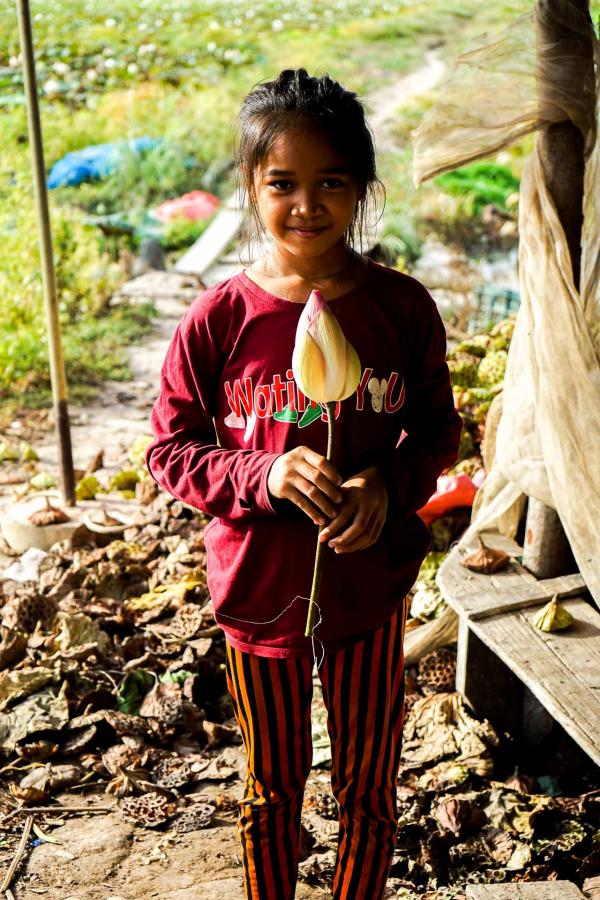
[305,401,337,637]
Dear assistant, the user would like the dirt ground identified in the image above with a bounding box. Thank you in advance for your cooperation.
[18,773,334,899]
[15,689,338,900]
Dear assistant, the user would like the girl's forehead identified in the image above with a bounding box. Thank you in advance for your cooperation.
[260,128,350,174]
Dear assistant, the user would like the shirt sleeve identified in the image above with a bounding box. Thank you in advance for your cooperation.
[145,299,281,521]
[375,285,463,519]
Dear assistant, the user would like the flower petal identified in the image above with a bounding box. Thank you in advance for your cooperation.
[337,340,362,400]
[311,306,347,400]
[292,331,326,401]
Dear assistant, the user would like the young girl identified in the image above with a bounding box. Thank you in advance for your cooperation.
[146,68,462,900]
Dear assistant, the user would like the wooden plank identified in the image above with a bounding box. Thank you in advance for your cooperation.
[466,881,585,898]
[456,616,524,738]
[174,193,243,276]
[202,235,276,286]
[470,596,600,767]
[437,539,587,621]
[199,260,244,287]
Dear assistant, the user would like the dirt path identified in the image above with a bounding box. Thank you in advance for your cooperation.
[368,48,446,152]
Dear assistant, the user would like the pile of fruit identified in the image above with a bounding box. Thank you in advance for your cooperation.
[446,316,516,478]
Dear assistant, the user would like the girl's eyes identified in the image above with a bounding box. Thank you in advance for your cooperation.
[268,179,344,190]
[268,181,292,190]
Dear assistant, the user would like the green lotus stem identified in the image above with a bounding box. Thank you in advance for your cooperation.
[305,401,337,637]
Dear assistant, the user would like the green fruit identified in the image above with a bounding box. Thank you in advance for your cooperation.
[453,457,483,478]
[0,441,19,462]
[29,472,58,490]
[459,429,474,458]
[473,399,492,423]
[76,474,102,501]
[128,434,153,472]
[478,350,508,386]
[19,441,39,461]
[449,356,479,388]
[470,386,494,402]
[455,335,491,357]
[490,317,516,340]
[491,335,511,352]
[108,468,140,491]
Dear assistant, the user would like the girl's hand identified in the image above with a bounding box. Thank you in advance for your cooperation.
[318,465,388,553]
[267,446,344,526]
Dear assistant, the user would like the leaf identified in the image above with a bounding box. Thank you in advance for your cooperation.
[159,669,194,686]
[506,841,532,870]
[0,685,70,752]
[138,681,183,725]
[50,612,111,656]
[461,536,510,573]
[481,825,514,864]
[28,505,71,526]
[117,669,155,716]
[583,875,600,900]
[435,796,485,836]
[32,821,62,844]
[11,764,52,802]
[0,668,54,711]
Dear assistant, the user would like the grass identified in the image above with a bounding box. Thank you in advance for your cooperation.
[1,0,595,410]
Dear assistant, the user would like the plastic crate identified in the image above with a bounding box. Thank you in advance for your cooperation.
[468,285,520,333]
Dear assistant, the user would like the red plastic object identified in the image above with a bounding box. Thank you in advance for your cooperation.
[417,473,478,525]
[153,190,220,222]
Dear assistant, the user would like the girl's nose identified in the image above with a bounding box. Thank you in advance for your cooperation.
[293,191,321,217]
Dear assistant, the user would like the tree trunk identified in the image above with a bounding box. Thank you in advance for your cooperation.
[522,0,594,578]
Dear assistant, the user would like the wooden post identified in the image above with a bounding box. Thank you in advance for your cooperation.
[522,0,595,578]
[16,0,75,506]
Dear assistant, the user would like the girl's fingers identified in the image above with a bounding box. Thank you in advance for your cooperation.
[284,483,330,526]
[318,505,354,541]
[329,512,381,552]
[293,473,341,520]
[327,514,369,547]
[297,461,343,514]
[333,523,380,553]
[303,448,343,491]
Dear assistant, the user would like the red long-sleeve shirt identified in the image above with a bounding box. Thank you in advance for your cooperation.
[145,259,462,658]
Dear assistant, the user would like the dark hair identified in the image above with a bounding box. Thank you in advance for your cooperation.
[234,68,385,258]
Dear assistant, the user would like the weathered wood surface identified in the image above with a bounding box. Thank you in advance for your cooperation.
[437,534,600,764]
[174,192,244,277]
[465,881,585,898]
[471,594,600,765]
[437,534,587,621]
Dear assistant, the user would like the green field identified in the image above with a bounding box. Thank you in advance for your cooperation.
[1,0,595,413]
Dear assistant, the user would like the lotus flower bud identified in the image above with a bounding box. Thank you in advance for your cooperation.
[292,289,361,403]
[532,594,573,632]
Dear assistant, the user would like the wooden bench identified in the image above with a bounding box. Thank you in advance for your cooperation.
[436,532,600,766]
[465,882,585,898]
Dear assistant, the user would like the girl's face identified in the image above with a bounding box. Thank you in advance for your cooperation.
[251,126,361,261]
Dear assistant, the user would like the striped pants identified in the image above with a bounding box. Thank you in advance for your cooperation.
[224,598,409,899]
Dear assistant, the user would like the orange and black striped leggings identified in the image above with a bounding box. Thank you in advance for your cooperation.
[224,598,409,899]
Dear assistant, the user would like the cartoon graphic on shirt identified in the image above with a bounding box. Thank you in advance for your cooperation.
[367,377,388,413]
[223,366,405,440]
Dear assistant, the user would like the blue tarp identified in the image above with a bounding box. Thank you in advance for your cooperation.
[47,137,160,189]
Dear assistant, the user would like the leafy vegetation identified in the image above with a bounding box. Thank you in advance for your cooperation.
[435,163,521,217]
[3,0,594,410]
